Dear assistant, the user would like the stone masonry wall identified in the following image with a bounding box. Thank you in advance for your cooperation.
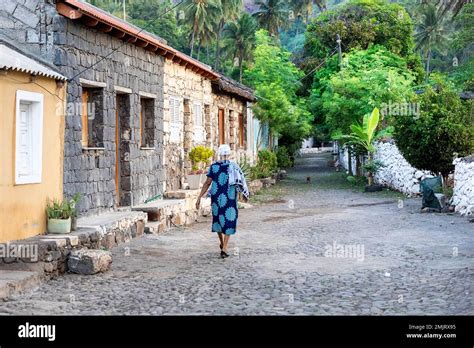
[163,60,212,191]
[452,156,474,216]
[211,93,248,162]
[1,1,165,215]
[373,140,432,196]
[0,0,56,61]
[58,20,165,214]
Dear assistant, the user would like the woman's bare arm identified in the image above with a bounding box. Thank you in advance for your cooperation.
[196,177,212,209]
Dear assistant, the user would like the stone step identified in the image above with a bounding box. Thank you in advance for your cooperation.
[132,199,185,222]
[0,270,42,300]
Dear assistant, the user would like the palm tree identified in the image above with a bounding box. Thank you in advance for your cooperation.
[180,0,221,58]
[439,0,470,18]
[415,4,450,76]
[313,0,327,13]
[253,0,289,38]
[290,0,312,23]
[214,0,243,71]
[223,13,257,82]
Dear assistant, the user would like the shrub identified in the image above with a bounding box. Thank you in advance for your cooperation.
[393,75,474,180]
[276,146,292,169]
[189,146,214,174]
[251,149,278,179]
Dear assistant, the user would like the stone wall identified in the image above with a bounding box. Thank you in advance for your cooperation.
[452,156,474,216]
[0,0,56,61]
[211,93,249,162]
[163,60,213,191]
[373,140,432,196]
[1,1,166,215]
[58,19,165,214]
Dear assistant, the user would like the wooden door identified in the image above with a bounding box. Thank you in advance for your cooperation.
[218,109,225,145]
[115,97,121,206]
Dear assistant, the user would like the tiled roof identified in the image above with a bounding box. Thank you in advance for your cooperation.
[57,0,219,80]
[213,75,256,102]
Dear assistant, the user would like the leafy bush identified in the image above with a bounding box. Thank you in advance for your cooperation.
[189,146,214,174]
[393,75,474,179]
[276,146,293,169]
[251,149,278,179]
[46,199,73,220]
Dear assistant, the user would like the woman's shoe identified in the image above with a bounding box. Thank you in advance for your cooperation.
[220,250,229,258]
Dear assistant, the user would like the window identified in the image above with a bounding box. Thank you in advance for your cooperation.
[15,90,43,185]
[81,87,104,148]
[238,113,245,147]
[140,98,155,148]
[193,102,203,143]
[169,96,181,142]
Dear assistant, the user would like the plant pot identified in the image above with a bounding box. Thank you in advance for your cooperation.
[187,174,202,190]
[71,215,77,231]
[47,217,71,234]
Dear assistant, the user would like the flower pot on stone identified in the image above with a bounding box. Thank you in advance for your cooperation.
[187,174,202,190]
[46,197,73,234]
[47,217,72,234]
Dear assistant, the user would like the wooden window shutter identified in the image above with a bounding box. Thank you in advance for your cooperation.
[81,89,89,147]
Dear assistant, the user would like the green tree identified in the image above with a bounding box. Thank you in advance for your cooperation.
[304,0,418,64]
[253,0,289,38]
[223,13,257,82]
[128,0,188,52]
[393,75,474,182]
[317,45,416,137]
[214,0,243,71]
[245,30,312,145]
[415,3,450,76]
[180,0,222,58]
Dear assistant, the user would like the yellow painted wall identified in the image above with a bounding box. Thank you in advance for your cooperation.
[0,71,66,243]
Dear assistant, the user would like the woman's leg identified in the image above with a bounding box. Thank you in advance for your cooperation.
[217,232,224,249]
[222,234,231,253]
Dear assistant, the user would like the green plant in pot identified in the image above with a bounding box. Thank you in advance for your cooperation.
[46,198,73,234]
[69,193,82,231]
[188,146,214,189]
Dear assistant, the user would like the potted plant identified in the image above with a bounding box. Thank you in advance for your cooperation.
[188,146,214,189]
[69,193,82,231]
[46,198,72,234]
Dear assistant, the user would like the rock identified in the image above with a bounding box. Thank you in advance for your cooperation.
[68,249,112,275]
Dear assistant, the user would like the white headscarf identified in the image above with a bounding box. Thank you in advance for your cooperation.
[218,144,231,157]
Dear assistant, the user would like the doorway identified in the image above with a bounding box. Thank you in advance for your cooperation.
[218,108,225,145]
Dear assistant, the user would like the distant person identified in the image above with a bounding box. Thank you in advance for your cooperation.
[196,144,249,258]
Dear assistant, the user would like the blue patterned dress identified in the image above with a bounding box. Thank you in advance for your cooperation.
[207,160,238,235]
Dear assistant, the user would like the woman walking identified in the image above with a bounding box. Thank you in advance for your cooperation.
[196,144,249,258]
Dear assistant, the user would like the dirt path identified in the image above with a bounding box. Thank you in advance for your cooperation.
[1,151,472,315]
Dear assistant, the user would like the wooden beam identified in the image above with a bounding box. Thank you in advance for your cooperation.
[136,40,148,48]
[111,29,126,39]
[146,45,159,52]
[83,17,99,27]
[57,2,82,20]
[126,36,137,44]
[98,24,113,33]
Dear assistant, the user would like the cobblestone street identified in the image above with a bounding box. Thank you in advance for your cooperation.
[1,152,473,315]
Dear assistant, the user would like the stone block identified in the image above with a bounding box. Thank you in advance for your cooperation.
[68,249,112,275]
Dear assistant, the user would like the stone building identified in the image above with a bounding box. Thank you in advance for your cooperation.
[0,0,218,215]
[0,0,256,219]
[211,76,257,163]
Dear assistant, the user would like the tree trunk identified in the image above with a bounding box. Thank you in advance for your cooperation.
[367,152,374,186]
[214,20,224,71]
[426,48,431,76]
[239,51,244,83]
[190,29,196,58]
[197,39,202,61]
[347,148,352,176]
